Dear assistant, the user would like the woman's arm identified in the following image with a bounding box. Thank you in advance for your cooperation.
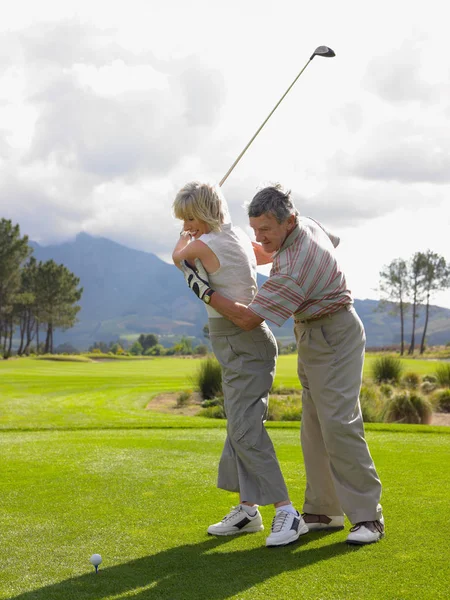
[252,241,275,265]
[172,236,220,273]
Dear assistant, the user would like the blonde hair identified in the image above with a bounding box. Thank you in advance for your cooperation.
[172,182,228,232]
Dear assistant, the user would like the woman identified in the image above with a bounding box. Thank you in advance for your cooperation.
[172,181,307,547]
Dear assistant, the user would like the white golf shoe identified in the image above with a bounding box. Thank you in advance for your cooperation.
[207,506,264,536]
[346,516,385,545]
[265,510,309,547]
[302,513,345,530]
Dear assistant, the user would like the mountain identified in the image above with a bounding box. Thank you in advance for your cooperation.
[30,233,206,349]
[30,233,450,350]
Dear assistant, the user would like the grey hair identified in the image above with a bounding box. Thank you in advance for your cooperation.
[247,184,299,224]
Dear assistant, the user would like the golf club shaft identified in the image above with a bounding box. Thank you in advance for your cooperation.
[219,58,313,187]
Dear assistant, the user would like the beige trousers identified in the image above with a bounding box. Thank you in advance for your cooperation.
[210,318,290,506]
[295,306,382,524]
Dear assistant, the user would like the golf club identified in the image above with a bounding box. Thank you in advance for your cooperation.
[219,46,335,187]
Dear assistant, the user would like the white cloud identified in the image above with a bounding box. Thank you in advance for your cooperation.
[363,37,439,106]
[0,0,449,309]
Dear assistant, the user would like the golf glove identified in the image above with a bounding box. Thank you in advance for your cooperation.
[181,259,215,304]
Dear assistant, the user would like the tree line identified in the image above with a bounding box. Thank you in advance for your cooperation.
[89,333,209,357]
[0,219,83,358]
[379,250,450,355]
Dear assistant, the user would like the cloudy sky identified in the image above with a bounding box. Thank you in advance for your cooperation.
[1,0,449,308]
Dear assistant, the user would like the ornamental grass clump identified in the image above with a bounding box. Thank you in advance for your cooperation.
[431,388,450,413]
[371,355,403,384]
[435,363,450,388]
[383,391,432,425]
[176,390,191,407]
[423,374,438,384]
[359,384,383,423]
[402,371,421,389]
[420,381,436,395]
[196,355,222,400]
[379,383,394,398]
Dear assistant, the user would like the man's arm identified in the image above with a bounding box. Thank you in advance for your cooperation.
[181,260,263,331]
[209,294,263,331]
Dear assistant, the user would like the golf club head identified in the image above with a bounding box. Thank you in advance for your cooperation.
[310,46,336,60]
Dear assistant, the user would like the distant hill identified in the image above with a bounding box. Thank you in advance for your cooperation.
[30,233,450,350]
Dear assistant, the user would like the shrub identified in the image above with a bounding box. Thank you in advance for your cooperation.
[267,395,302,421]
[201,397,223,408]
[435,363,450,387]
[196,355,222,400]
[371,355,403,384]
[383,391,432,425]
[360,385,383,423]
[176,391,191,407]
[431,389,450,413]
[198,403,226,419]
[279,406,302,421]
[193,344,209,356]
[402,371,421,389]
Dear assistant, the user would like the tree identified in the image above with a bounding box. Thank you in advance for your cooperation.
[193,344,208,355]
[378,258,409,355]
[0,219,32,358]
[54,343,79,354]
[418,251,450,354]
[35,260,83,354]
[88,341,109,353]
[130,341,144,355]
[173,336,193,355]
[15,257,38,355]
[110,342,124,355]
[144,344,165,356]
[138,333,159,352]
[407,253,426,355]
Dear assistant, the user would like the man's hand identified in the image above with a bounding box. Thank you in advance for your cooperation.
[181,259,214,303]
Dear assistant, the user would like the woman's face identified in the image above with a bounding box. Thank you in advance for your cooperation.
[182,216,210,239]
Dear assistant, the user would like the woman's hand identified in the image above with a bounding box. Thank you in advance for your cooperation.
[172,232,192,268]
[252,241,274,265]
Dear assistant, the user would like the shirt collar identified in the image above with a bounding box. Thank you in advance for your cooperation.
[273,224,302,257]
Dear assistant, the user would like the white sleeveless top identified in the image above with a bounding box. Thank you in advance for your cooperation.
[199,223,257,318]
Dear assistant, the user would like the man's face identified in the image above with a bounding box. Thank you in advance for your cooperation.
[249,213,296,254]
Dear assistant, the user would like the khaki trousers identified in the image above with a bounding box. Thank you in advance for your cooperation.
[294,306,382,524]
[209,318,290,506]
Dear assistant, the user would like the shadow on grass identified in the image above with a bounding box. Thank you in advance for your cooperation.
[10,532,359,600]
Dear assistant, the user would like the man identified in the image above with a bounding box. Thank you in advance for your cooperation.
[182,184,384,545]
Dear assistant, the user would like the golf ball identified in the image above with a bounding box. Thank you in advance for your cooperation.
[90,554,102,567]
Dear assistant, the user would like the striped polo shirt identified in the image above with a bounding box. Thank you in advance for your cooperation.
[249,217,353,327]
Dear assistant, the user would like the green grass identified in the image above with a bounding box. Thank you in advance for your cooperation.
[1,428,449,600]
[1,356,450,599]
[0,357,210,430]
[274,353,445,389]
[0,356,447,430]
